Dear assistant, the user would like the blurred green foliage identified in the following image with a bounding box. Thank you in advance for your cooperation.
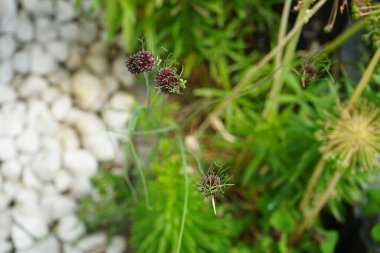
[75,0,281,85]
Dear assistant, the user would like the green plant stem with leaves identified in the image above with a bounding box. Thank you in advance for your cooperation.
[196,0,328,134]
[291,46,380,244]
[263,0,313,117]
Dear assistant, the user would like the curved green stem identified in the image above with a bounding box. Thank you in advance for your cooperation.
[176,135,189,253]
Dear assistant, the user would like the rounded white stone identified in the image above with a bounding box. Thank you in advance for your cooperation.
[64,149,97,176]
[16,127,40,154]
[1,160,22,180]
[104,92,134,129]
[20,236,60,253]
[83,134,116,162]
[13,49,31,74]
[56,1,78,22]
[79,21,98,44]
[41,87,60,104]
[54,170,72,193]
[0,85,16,104]
[11,225,34,250]
[76,233,107,252]
[30,46,57,75]
[0,60,13,83]
[113,57,134,87]
[47,69,70,87]
[0,192,11,212]
[15,187,38,207]
[85,54,108,76]
[40,193,77,221]
[0,240,12,253]
[35,17,58,42]
[0,211,11,240]
[3,181,21,200]
[0,138,16,161]
[59,22,79,42]
[0,0,17,34]
[0,36,16,59]
[31,150,61,182]
[66,46,84,70]
[0,102,25,136]
[16,12,34,42]
[106,236,127,253]
[19,76,49,99]
[46,41,69,62]
[71,71,107,111]
[51,95,72,121]
[56,215,85,242]
[22,167,42,191]
[58,127,79,151]
[104,76,119,94]
[12,205,48,239]
[70,177,92,199]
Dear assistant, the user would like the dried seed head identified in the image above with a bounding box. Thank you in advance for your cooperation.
[125,50,155,74]
[317,101,380,171]
[155,67,186,94]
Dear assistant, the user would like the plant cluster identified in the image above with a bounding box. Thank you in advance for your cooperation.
[77,0,380,252]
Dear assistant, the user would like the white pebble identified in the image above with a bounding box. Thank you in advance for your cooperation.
[13,49,31,74]
[113,57,134,88]
[0,85,16,104]
[30,46,57,75]
[56,215,85,242]
[16,12,34,42]
[0,138,16,161]
[64,149,97,177]
[11,225,34,250]
[0,60,13,83]
[16,127,40,154]
[0,36,16,59]
[51,95,72,121]
[46,41,69,62]
[19,76,49,99]
[31,150,61,182]
[54,170,72,193]
[71,71,107,111]
[76,233,107,252]
[0,211,11,240]
[40,193,77,221]
[1,160,22,180]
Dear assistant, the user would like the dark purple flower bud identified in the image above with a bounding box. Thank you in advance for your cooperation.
[125,50,155,74]
[155,67,186,94]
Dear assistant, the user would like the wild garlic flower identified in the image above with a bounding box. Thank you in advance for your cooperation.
[197,165,233,214]
[125,50,156,74]
[155,67,186,94]
[317,102,380,171]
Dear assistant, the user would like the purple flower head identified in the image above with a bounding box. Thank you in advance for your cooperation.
[155,67,186,94]
[125,50,155,74]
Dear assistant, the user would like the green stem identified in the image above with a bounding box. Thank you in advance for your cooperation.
[348,47,380,110]
[263,0,313,116]
[176,135,189,253]
[133,125,178,136]
[268,0,292,116]
[196,0,328,133]
[128,141,151,209]
[320,19,367,55]
[144,73,151,114]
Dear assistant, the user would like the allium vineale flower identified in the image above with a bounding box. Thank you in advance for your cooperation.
[125,50,155,74]
[317,102,380,171]
[197,165,233,214]
[155,67,186,94]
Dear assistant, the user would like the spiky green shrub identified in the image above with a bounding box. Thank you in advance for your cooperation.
[130,153,238,253]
